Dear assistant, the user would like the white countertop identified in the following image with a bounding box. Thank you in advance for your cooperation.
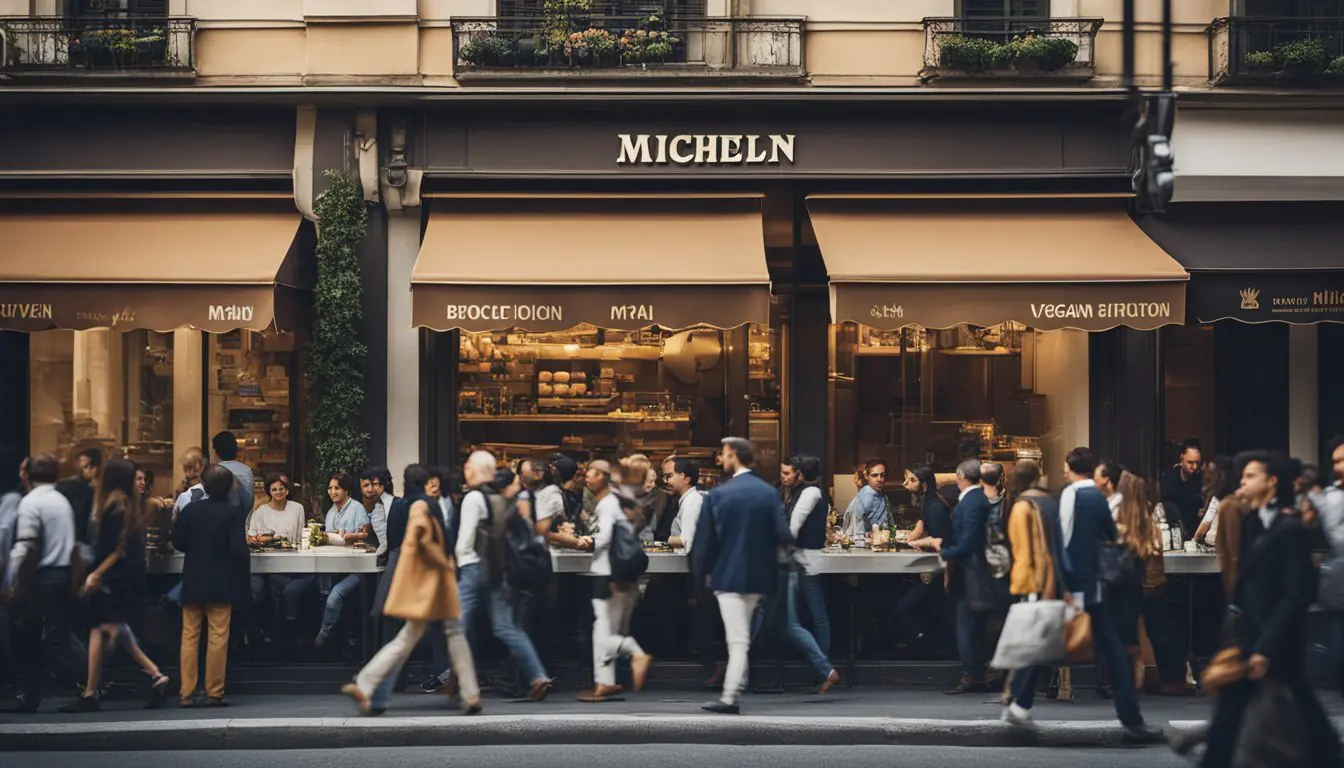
[148,547,1220,576]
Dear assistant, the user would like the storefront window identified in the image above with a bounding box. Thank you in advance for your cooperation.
[207,330,300,509]
[28,329,177,497]
[457,319,782,473]
[1162,324,1217,461]
[830,322,1089,515]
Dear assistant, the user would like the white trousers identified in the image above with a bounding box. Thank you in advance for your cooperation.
[354,619,480,703]
[591,587,644,686]
[715,592,762,705]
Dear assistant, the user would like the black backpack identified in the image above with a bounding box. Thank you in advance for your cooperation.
[984,495,1013,580]
[609,515,648,583]
[477,490,553,592]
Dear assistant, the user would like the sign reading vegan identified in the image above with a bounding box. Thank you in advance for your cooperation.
[617,134,795,166]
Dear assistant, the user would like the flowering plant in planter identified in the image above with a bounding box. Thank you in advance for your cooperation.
[619,14,680,64]
[564,27,617,65]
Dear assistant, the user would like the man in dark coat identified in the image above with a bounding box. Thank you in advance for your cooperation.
[692,437,792,715]
[1201,452,1340,768]
[173,465,250,706]
[940,459,994,693]
[1060,447,1162,743]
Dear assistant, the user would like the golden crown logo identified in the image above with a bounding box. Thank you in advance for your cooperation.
[1240,288,1260,311]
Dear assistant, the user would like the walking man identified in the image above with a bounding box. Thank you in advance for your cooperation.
[693,437,793,714]
[1060,447,1163,742]
[940,459,993,693]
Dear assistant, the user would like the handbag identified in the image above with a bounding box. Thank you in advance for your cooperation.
[990,596,1068,670]
[1099,542,1143,587]
[1231,680,1310,768]
[1064,597,1093,663]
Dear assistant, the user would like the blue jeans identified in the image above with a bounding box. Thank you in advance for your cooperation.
[783,572,832,678]
[796,572,831,658]
[457,563,484,657]
[488,583,548,685]
[322,575,361,629]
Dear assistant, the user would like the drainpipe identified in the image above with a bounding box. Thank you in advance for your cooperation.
[293,105,317,221]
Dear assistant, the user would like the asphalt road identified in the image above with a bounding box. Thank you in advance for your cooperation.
[0,745,1191,768]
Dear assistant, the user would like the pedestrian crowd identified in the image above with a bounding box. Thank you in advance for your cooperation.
[1,432,1342,766]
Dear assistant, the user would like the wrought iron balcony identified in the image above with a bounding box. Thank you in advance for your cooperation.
[1207,16,1344,85]
[0,17,195,78]
[921,17,1102,83]
[450,14,805,80]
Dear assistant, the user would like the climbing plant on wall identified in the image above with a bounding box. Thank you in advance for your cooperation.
[306,169,369,500]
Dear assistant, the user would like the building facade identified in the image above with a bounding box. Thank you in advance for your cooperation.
[1,0,1340,499]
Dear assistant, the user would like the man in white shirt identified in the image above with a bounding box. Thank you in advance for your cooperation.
[1060,468,1098,548]
[531,459,590,551]
[667,457,703,552]
[7,453,87,712]
[1095,459,1124,520]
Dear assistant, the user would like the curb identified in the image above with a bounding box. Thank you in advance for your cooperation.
[0,715,1219,751]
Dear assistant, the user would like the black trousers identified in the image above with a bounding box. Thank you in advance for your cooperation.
[1112,582,1185,685]
[13,567,87,697]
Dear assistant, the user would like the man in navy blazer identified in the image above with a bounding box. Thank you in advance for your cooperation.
[1059,447,1162,743]
[691,437,792,714]
[939,459,994,692]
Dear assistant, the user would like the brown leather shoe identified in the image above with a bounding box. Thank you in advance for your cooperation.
[341,683,372,716]
[576,684,623,702]
[527,678,554,702]
[817,669,841,694]
[631,654,654,693]
[943,676,984,695]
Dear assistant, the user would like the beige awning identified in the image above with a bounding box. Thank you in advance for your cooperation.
[412,194,770,332]
[807,196,1188,331]
[0,212,310,332]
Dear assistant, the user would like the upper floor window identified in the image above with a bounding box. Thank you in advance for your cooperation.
[960,0,1047,17]
[499,1,708,17]
[68,0,168,17]
[1237,0,1344,15]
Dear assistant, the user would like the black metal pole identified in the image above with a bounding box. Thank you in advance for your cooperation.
[1123,0,1136,95]
[1162,0,1173,92]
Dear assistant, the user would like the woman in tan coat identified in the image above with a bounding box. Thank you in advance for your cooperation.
[343,465,481,716]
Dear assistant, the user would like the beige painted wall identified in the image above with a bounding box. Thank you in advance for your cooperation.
[419,0,494,17]
[806,29,924,82]
[196,28,306,77]
[183,0,303,21]
[740,0,952,23]
[304,0,417,17]
[306,22,420,75]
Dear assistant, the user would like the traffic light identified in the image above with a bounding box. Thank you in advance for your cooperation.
[1131,94,1176,214]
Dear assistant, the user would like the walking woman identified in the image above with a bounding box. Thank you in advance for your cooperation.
[578,460,653,702]
[999,459,1070,726]
[344,464,480,716]
[59,459,171,712]
[174,465,250,706]
[1112,472,1185,696]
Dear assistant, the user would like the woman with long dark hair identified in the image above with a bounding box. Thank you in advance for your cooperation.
[894,464,954,651]
[59,458,170,712]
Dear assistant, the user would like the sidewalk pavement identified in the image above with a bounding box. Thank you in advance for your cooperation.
[6,687,1343,752]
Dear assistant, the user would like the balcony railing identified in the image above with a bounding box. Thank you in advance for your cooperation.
[450,14,805,80]
[0,17,195,77]
[921,17,1102,82]
[1208,16,1344,85]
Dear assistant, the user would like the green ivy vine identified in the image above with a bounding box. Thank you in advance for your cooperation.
[305,170,369,502]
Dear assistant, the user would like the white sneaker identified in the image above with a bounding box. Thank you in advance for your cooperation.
[1001,703,1036,728]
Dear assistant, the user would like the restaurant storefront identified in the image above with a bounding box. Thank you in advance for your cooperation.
[0,200,315,501]
[1140,202,1344,463]
[382,96,1213,681]
[403,97,1168,487]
